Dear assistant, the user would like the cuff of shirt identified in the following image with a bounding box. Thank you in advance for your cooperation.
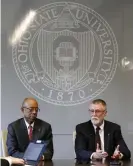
[119,153,123,159]
[5,157,12,166]
[90,152,95,160]
[41,155,45,160]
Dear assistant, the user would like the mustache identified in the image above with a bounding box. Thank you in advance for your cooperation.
[91,117,99,120]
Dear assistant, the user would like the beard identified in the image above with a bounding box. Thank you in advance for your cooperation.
[91,117,101,125]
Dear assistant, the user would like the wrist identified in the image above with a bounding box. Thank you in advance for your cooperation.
[90,152,95,159]
[6,157,12,166]
[119,153,123,159]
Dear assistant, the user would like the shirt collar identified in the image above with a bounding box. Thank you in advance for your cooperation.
[24,118,34,129]
[93,120,104,131]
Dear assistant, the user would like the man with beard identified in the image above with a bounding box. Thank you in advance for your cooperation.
[75,99,131,162]
[6,97,53,160]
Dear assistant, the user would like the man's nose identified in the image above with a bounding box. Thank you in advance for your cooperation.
[93,110,97,115]
[32,109,37,114]
[93,110,97,117]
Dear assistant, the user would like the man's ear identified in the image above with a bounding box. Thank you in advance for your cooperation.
[104,110,107,117]
[21,107,24,113]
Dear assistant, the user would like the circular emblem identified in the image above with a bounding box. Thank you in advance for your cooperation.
[12,2,118,106]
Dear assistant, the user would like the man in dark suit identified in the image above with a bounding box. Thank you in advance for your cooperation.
[1,156,24,166]
[75,99,131,162]
[6,97,54,160]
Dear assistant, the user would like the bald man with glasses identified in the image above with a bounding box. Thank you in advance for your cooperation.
[6,97,53,160]
[75,99,131,162]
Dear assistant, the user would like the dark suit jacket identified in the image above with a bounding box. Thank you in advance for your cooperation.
[6,118,53,160]
[75,120,131,161]
[1,159,10,166]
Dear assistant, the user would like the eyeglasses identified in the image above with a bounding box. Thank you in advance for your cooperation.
[89,109,105,114]
[23,107,40,113]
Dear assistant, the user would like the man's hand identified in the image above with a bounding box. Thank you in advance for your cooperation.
[101,151,108,158]
[8,156,25,165]
[92,144,108,159]
[92,143,103,159]
[111,145,122,159]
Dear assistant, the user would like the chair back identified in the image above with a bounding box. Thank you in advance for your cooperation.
[1,130,8,157]
[73,131,77,160]
[73,131,76,144]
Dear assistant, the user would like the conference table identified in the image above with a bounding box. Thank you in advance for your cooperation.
[21,159,132,166]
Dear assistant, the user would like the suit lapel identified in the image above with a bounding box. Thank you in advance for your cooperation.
[20,119,29,145]
[104,120,111,152]
[32,119,41,140]
[88,121,96,150]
